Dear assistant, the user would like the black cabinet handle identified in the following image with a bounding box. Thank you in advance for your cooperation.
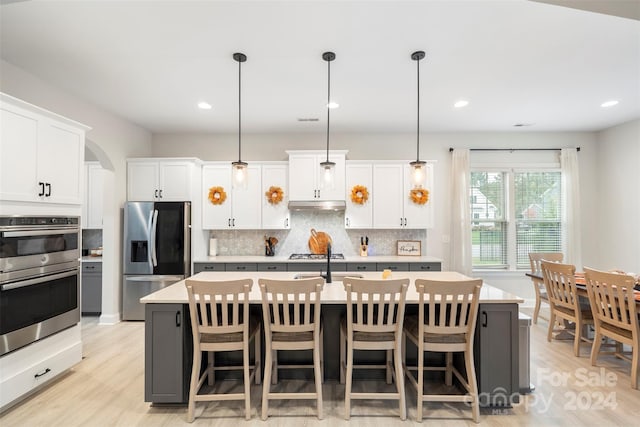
[85,266,95,270]
[155,189,158,198]
[267,266,276,270]
[159,189,163,198]
[237,266,246,270]
[232,218,235,227]
[357,266,365,270]
[228,218,231,227]
[176,311,181,327]
[422,265,431,270]
[204,266,214,271]
[45,183,51,197]
[482,311,488,327]
[34,368,51,379]
[38,182,45,196]
[285,218,289,228]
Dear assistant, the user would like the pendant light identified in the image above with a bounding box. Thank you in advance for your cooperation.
[231,52,248,189]
[320,51,336,190]
[410,50,426,188]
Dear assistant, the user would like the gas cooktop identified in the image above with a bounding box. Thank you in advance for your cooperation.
[289,253,345,260]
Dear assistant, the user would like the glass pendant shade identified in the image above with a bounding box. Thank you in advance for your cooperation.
[232,161,248,189]
[410,160,426,188]
[320,160,336,190]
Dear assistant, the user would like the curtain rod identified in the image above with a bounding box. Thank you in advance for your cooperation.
[448,147,580,152]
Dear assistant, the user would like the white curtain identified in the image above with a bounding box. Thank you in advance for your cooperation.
[561,148,582,269]
[450,149,472,275]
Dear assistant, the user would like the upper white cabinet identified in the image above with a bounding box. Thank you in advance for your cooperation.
[0,93,88,205]
[345,162,373,228]
[287,150,346,201]
[82,162,104,229]
[127,159,198,201]
[372,162,434,229]
[202,163,261,230]
[261,162,290,229]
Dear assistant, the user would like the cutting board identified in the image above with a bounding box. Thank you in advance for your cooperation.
[309,228,332,254]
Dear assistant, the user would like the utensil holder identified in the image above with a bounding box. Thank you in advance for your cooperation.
[360,245,368,257]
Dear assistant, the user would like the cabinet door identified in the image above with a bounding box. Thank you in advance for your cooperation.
[231,164,261,229]
[317,153,346,201]
[202,164,232,229]
[128,161,159,201]
[262,163,289,229]
[144,303,190,403]
[372,164,404,229]
[37,120,83,204]
[159,161,193,201]
[345,163,372,228]
[288,153,317,200]
[0,105,39,202]
[403,163,434,229]
[85,163,104,229]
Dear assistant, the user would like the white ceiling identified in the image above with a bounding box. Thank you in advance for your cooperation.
[1,0,639,134]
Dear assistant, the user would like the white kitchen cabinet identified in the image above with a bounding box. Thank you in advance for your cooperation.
[287,150,346,201]
[345,162,373,228]
[261,162,290,229]
[127,159,197,201]
[202,163,261,229]
[0,93,87,205]
[372,162,434,229]
[82,162,104,229]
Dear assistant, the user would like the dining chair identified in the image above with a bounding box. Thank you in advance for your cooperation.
[541,260,594,357]
[258,277,324,420]
[403,278,482,423]
[340,277,409,420]
[528,252,564,324]
[584,267,639,389]
[185,278,261,422]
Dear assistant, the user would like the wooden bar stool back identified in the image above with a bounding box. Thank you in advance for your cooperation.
[584,267,639,389]
[185,278,261,422]
[403,278,482,423]
[258,277,324,420]
[528,252,563,323]
[541,260,594,357]
[340,277,409,420]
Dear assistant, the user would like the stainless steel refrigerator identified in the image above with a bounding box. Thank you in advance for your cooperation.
[122,201,191,320]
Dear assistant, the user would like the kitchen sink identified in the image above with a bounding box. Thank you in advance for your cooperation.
[293,273,363,281]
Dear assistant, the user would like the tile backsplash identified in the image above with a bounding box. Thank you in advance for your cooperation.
[82,229,103,250]
[206,211,426,257]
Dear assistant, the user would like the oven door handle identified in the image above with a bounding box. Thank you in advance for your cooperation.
[1,269,78,291]
[1,229,78,238]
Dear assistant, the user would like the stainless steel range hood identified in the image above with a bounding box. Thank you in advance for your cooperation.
[288,200,346,211]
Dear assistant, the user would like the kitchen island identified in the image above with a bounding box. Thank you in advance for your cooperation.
[141,271,523,407]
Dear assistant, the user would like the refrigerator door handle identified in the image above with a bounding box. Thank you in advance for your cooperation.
[150,209,159,267]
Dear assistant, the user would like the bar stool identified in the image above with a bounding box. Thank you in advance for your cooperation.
[403,278,482,423]
[185,278,261,422]
[259,277,324,420]
[340,277,409,420]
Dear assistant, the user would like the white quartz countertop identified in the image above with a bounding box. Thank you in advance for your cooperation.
[194,255,442,263]
[81,256,102,262]
[141,271,523,305]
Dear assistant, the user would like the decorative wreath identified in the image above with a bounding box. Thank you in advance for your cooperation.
[265,186,284,205]
[350,185,369,205]
[208,186,227,205]
[410,188,429,205]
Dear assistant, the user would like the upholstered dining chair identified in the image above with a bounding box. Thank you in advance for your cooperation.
[258,277,324,420]
[185,278,261,422]
[584,267,639,389]
[528,252,564,323]
[340,277,409,420]
[541,260,594,357]
[403,278,482,423]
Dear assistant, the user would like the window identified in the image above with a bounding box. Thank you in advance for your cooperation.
[471,170,562,270]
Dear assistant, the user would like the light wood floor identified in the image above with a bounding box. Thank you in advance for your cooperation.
[2,308,640,426]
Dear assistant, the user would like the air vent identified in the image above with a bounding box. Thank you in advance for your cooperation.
[297,118,319,122]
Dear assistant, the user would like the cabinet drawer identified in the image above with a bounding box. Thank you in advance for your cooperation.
[257,263,287,272]
[409,262,441,272]
[376,262,409,272]
[346,263,376,272]
[288,262,347,272]
[82,262,102,273]
[225,263,257,272]
[193,263,225,273]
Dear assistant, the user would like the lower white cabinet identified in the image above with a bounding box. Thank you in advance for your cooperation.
[202,163,261,229]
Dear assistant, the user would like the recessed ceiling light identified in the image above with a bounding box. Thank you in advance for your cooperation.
[513,123,534,127]
[454,100,469,108]
[197,101,212,110]
[327,102,339,109]
[601,100,619,108]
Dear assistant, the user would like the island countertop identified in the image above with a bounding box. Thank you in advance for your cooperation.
[140,271,523,305]
[193,255,442,263]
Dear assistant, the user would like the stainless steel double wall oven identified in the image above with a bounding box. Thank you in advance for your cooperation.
[0,216,80,355]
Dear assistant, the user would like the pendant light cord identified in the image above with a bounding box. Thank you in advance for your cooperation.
[238,57,242,163]
[416,56,420,162]
[326,57,331,162]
